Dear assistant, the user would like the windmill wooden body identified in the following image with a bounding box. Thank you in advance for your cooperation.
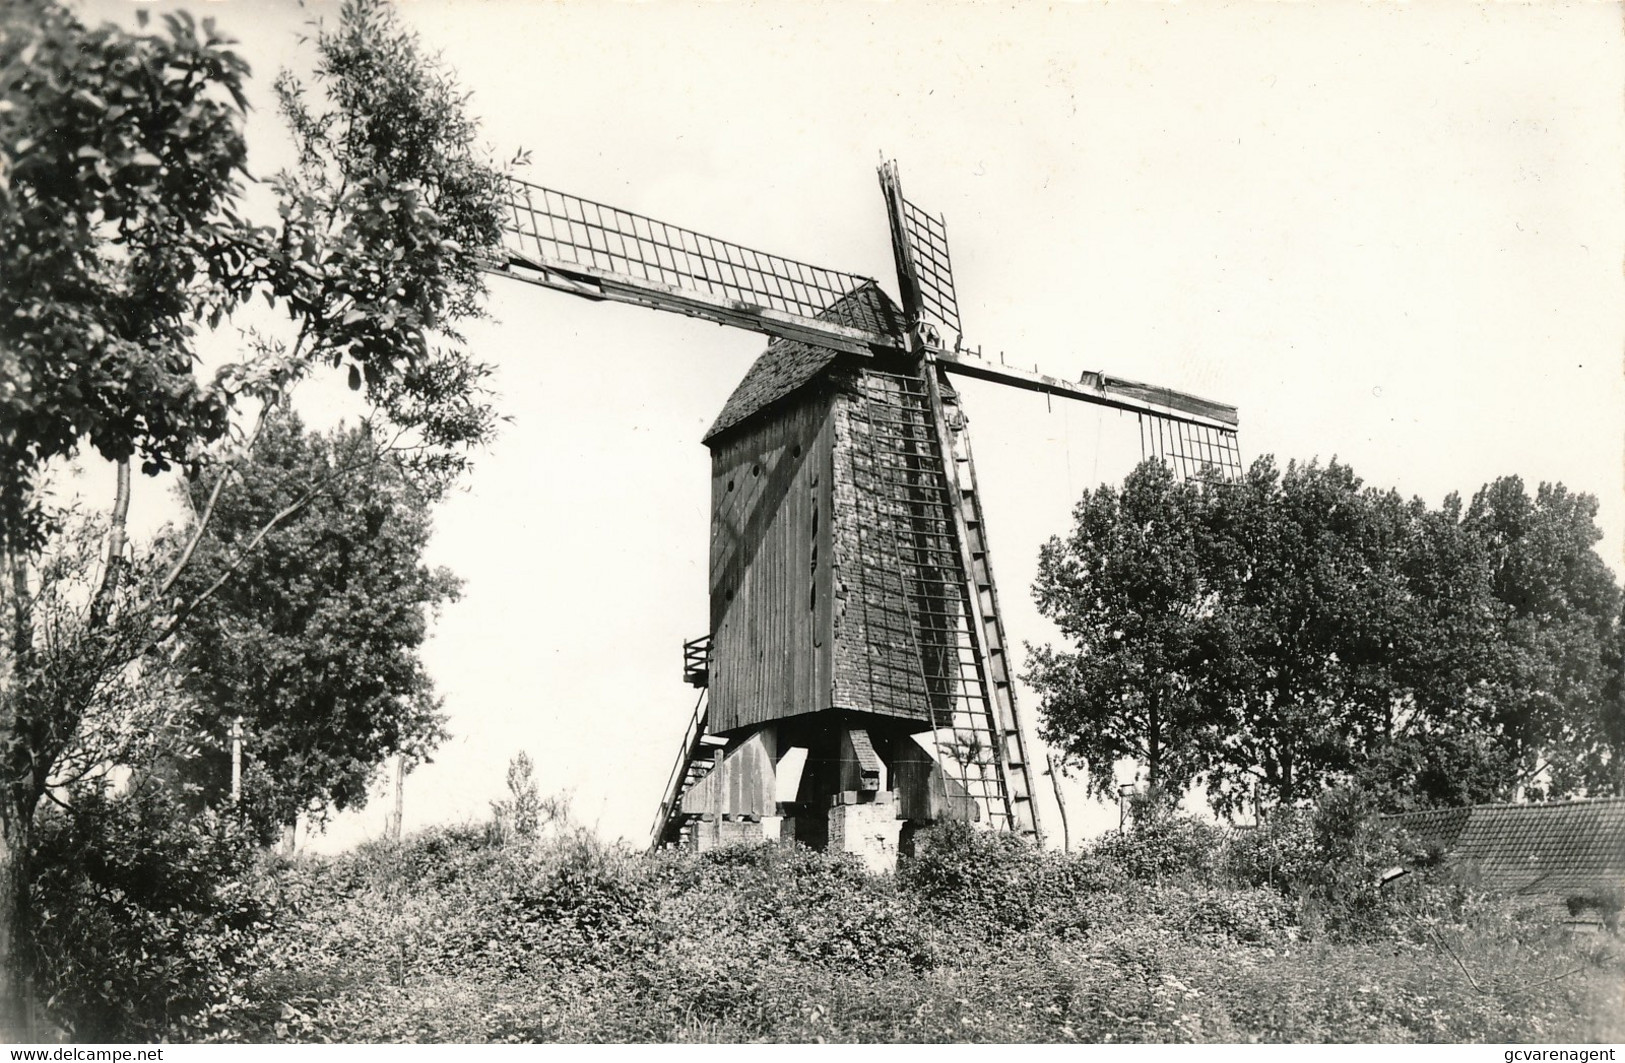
[488,162,1242,864]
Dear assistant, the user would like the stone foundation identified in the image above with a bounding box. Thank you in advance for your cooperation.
[692,815,780,852]
[827,791,902,872]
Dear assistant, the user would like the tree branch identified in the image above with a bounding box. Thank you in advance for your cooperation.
[158,401,272,599]
[147,446,386,650]
[87,460,131,630]
[1426,926,1485,994]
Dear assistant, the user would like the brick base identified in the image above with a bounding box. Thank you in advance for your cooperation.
[692,816,775,852]
[828,792,902,872]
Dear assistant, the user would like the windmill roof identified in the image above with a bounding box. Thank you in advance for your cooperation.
[1386,797,1625,896]
[703,283,904,445]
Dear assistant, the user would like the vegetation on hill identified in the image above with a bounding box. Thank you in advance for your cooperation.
[30,796,1622,1043]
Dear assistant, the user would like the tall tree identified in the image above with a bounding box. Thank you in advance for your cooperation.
[1027,455,1623,818]
[1026,461,1229,800]
[1463,477,1622,797]
[168,412,458,836]
[1357,492,1511,809]
[0,0,506,1029]
[1200,459,1417,809]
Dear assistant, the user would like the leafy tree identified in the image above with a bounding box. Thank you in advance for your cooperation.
[167,412,458,835]
[1462,477,1622,797]
[488,752,571,844]
[0,0,507,1029]
[1027,456,1623,819]
[1026,462,1228,799]
[1199,459,1419,809]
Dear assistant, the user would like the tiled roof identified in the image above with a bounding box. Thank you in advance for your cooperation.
[703,283,904,445]
[1385,806,1473,853]
[1387,797,1625,896]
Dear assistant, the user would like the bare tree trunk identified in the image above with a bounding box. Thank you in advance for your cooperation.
[2,547,36,1039]
[1146,693,1162,794]
[1045,753,1071,853]
[0,808,32,1041]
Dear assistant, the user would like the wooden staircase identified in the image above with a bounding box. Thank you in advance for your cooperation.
[650,683,728,847]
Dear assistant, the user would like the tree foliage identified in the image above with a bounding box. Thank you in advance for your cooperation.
[1461,479,1622,796]
[167,411,458,833]
[1026,462,1230,799]
[29,780,268,1040]
[0,1,249,548]
[255,0,508,486]
[1028,456,1624,814]
[0,0,510,1029]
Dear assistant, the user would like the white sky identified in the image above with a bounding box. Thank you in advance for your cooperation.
[85,0,1625,849]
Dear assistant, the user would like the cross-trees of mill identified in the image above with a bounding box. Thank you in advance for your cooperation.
[486,162,1243,862]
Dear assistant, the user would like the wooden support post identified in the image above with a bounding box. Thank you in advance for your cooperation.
[388,754,405,842]
[229,716,244,804]
[1046,753,1071,853]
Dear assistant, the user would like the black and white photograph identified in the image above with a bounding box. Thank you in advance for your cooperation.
[1,0,1621,1045]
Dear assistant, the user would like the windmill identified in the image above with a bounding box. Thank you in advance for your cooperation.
[487,162,1242,865]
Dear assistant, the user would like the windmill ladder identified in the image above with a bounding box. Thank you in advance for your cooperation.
[854,365,1041,841]
[922,361,1042,842]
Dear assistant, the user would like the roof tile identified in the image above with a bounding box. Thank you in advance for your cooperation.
[703,283,904,444]
[1388,797,1625,896]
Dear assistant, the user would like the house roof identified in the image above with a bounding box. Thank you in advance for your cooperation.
[1387,797,1625,896]
[702,282,904,445]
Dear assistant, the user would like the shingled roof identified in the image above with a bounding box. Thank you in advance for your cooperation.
[702,283,904,445]
[1387,797,1625,896]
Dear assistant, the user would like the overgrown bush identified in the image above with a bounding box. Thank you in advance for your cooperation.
[1226,786,1419,938]
[1090,795,1226,884]
[223,814,1619,1043]
[665,843,932,973]
[30,782,270,1040]
[899,821,1114,940]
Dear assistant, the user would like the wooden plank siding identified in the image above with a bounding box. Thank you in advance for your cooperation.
[704,362,959,735]
[705,392,837,734]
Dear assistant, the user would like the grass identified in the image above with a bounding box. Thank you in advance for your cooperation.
[208,822,1624,1043]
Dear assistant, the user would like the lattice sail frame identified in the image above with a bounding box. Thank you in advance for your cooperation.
[879,161,963,344]
[501,177,875,322]
[846,367,1028,833]
[896,196,961,340]
[1139,415,1245,482]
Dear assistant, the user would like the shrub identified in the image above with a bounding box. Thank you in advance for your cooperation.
[30,782,270,1040]
[1225,786,1421,939]
[681,843,932,974]
[899,822,1115,941]
[402,829,658,977]
[1091,801,1226,884]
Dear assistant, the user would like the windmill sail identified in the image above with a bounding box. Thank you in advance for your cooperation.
[1140,414,1245,481]
[879,160,962,343]
[494,177,898,356]
[492,173,1238,437]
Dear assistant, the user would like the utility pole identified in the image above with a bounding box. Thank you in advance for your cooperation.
[386,753,405,842]
[229,716,244,803]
